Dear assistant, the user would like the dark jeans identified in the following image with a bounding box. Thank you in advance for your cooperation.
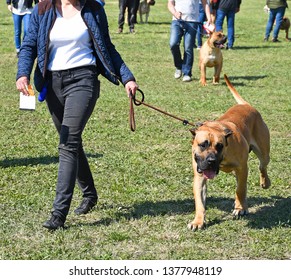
[118,0,137,30]
[215,9,236,48]
[196,3,206,48]
[46,65,99,221]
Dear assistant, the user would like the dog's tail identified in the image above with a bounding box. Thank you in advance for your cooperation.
[224,74,249,105]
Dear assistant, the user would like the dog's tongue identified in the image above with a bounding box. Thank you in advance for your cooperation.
[203,170,216,179]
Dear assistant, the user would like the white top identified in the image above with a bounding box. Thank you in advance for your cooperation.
[12,0,33,15]
[47,9,96,71]
[172,0,200,22]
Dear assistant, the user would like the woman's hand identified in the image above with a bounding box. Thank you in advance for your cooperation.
[125,80,138,97]
[16,76,30,96]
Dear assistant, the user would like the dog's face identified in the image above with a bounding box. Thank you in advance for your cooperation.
[208,31,227,49]
[190,124,232,179]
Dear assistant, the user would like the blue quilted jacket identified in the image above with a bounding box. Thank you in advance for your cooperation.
[16,0,135,92]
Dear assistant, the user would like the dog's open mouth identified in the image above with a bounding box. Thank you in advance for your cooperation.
[214,41,226,49]
[214,37,227,49]
[202,169,217,179]
[197,168,218,180]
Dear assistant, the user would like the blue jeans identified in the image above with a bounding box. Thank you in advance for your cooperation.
[215,9,235,48]
[46,65,99,221]
[169,20,198,77]
[265,7,286,40]
[197,3,206,47]
[12,13,31,51]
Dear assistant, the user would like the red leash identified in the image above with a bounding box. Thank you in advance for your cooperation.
[129,89,196,132]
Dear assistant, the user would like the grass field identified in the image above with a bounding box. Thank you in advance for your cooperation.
[0,0,290,260]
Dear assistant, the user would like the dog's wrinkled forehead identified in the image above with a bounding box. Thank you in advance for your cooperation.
[194,130,224,146]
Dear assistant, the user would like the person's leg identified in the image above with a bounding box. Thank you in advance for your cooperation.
[169,20,183,71]
[128,0,135,32]
[226,10,235,48]
[265,9,276,40]
[12,13,22,53]
[272,7,286,40]
[215,9,226,33]
[45,67,99,226]
[22,13,31,41]
[118,0,127,31]
[197,3,205,48]
[182,21,197,78]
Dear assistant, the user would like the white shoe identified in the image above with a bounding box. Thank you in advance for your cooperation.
[174,69,182,79]
[182,75,192,82]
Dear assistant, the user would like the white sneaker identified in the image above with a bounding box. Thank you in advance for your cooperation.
[182,75,192,82]
[174,69,182,79]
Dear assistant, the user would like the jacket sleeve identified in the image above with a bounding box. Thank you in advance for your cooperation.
[16,5,39,81]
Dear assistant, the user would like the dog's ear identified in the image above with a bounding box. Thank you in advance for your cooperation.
[190,122,204,138]
[190,128,196,138]
[224,128,233,145]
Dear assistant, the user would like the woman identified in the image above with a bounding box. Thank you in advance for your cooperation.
[7,0,38,57]
[16,0,138,230]
[264,0,288,42]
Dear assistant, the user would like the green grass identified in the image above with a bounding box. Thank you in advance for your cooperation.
[0,0,290,260]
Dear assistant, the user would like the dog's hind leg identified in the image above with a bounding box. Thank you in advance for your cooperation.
[251,122,271,189]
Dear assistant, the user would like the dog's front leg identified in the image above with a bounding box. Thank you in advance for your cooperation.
[213,62,222,84]
[233,166,249,217]
[200,64,207,86]
[188,173,207,230]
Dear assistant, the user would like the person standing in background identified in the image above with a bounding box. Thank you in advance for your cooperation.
[168,0,211,82]
[214,0,242,50]
[118,0,137,33]
[264,0,288,42]
[6,0,38,57]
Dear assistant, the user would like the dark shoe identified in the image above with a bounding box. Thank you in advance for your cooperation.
[74,198,97,215]
[129,28,135,34]
[272,38,280,42]
[43,214,64,230]
[263,37,269,42]
[117,28,123,34]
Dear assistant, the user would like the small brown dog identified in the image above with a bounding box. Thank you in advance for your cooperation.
[188,75,271,230]
[199,31,227,86]
[280,17,290,41]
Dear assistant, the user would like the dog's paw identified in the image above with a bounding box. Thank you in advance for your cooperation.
[260,176,271,189]
[187,220,205,231]
[232,209,249,219]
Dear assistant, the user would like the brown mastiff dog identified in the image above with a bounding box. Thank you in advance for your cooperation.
[199,31,227,86]
[188,75,271,230]
[280,17,290,41]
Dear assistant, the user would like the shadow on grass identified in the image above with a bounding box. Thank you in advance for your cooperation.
[0,153,103,168]
[230,45,284,50]
[247,196,291,229]
[81,195,290,230]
